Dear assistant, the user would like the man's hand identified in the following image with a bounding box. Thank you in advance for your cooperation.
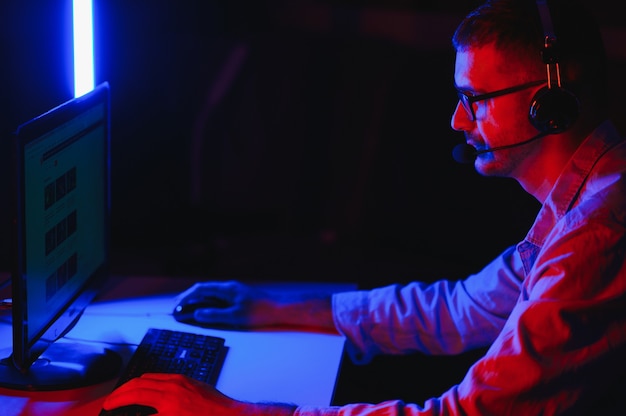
[176,280,337,331]
[102,373,297,416]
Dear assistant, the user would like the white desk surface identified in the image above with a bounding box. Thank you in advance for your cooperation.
[0,276,352,416]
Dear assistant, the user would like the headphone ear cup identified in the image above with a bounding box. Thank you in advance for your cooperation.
[529,86,580,134]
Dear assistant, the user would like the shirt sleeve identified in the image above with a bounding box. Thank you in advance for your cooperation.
[333,244,525,364]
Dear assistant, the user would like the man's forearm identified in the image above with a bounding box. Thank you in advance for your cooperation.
[275,293,337,332]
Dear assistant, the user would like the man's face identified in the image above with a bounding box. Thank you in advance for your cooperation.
[450,45,545,177]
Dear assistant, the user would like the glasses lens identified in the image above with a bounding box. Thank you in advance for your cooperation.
[457,92,475,121]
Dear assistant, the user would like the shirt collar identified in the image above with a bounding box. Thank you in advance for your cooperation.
[524,120,623,248]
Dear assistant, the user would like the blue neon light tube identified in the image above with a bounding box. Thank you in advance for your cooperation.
[73,0,94,97]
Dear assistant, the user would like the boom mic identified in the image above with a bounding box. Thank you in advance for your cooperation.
[452,131,549,164]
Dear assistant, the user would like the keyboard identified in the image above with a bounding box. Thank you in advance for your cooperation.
[99,328,228,416]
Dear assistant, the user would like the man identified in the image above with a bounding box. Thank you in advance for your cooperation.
[103,0,626,414]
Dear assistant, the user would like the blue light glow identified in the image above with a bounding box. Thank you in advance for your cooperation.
[73,0,95,97]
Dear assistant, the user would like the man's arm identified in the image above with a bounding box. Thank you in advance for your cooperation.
[176,280,337,332]
[102,373,298,416]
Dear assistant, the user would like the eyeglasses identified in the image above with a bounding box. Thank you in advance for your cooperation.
[456,79,546,121]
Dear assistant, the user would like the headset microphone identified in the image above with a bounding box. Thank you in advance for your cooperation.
[452,131,549,164]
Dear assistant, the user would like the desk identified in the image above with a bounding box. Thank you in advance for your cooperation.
[0,276,350,416]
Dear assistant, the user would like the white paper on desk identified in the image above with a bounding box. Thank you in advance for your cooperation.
[67,294,345,407]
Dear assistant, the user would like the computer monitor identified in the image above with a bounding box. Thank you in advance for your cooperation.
[0,82,122,390]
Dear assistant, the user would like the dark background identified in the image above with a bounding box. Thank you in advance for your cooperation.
[1,0,624,290]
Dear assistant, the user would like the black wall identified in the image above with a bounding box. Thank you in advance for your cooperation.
[4,1,622,288]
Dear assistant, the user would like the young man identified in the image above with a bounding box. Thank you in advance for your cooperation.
[103,0,626,414]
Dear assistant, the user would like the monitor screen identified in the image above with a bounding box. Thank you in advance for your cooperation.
[0,82,122,390]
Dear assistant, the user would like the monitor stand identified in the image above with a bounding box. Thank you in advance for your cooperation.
[0,339,123,390]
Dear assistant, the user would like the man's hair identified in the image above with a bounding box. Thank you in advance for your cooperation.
[452,0,608,109]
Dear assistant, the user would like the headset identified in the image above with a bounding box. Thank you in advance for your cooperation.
[529,0,580,134]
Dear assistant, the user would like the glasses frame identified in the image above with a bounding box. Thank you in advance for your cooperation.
[456,79,546,121]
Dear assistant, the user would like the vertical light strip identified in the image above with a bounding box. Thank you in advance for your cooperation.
[73,0,94,97]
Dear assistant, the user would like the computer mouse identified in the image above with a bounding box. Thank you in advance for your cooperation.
[172,295,230,324]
